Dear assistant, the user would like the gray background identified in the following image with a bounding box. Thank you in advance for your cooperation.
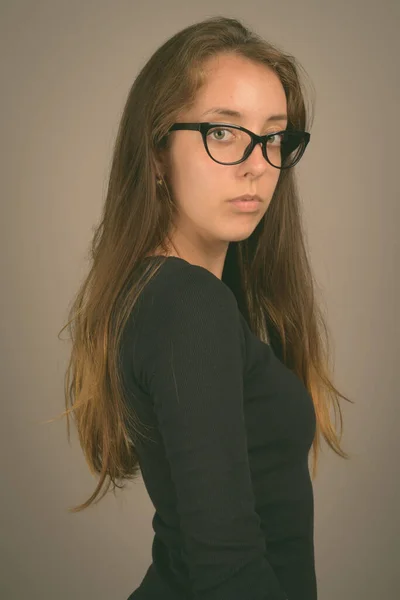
[1,1,398,598]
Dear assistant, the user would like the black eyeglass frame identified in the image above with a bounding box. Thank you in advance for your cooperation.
[165,122,311,169]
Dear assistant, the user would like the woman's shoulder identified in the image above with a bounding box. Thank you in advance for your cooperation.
[129,256,241,341]
[122,256,246,388]
[139,255,235,307]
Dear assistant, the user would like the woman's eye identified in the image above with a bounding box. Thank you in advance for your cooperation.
[267,132,284,145]
[208,128,233,141]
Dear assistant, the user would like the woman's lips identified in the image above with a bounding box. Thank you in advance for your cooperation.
[227,194,263,212]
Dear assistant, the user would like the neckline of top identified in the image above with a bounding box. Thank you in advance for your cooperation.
[142,255,202,268]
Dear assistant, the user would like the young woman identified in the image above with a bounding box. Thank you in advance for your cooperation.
[58,15,351,600]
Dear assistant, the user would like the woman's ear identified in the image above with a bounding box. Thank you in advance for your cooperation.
[154,149,169,180]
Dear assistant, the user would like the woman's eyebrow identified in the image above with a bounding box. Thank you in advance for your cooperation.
[200,107,288,123]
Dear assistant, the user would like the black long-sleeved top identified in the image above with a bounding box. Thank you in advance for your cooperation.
[120,256,317,600]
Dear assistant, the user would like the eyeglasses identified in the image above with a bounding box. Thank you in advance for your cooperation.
[165,122,310,169]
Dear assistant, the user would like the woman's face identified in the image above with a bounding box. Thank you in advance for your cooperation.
[160,53,288,257]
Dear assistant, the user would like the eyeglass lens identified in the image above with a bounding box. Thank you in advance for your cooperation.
[205,126,305,168]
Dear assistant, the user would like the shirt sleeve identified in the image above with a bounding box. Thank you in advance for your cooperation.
[144,265,288,600]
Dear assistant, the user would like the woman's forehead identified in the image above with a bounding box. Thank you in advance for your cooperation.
[191,57,286,118]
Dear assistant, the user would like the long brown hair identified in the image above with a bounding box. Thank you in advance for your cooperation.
[51,15,353,512]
